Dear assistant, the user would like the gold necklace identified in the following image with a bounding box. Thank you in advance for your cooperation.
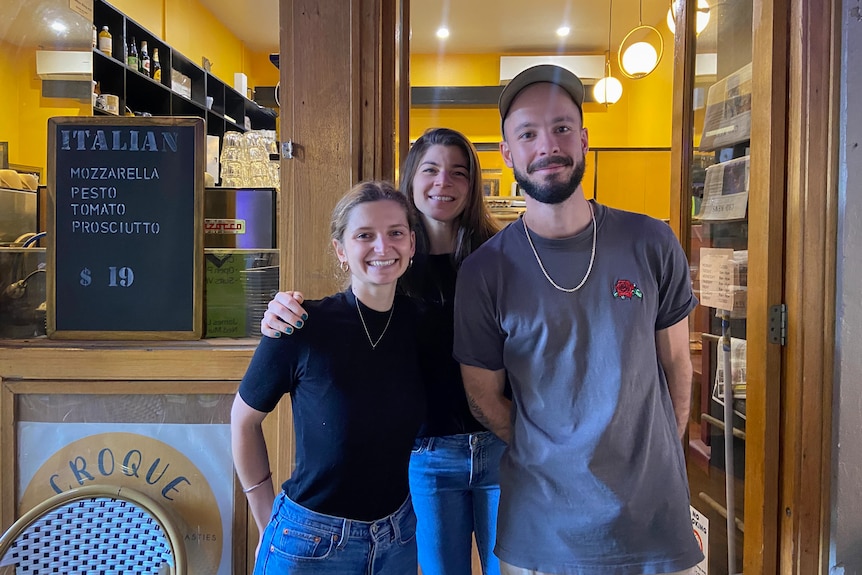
[523,204,596,293]
[356,298,395,350]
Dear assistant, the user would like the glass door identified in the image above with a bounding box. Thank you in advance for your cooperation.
[676,0,755,573]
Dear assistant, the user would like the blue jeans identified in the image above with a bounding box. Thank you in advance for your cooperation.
[409,431,505,575]
[253,492,418,575]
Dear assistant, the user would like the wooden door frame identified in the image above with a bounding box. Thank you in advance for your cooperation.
[780,0,840,571]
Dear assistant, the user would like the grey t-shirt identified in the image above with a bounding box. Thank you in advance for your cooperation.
[454,201,703,574]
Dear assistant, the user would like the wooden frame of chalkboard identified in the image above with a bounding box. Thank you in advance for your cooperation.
[46,116,205,339]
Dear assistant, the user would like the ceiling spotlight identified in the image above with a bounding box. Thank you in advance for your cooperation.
[436,27,450,39]
[556,26,571,37]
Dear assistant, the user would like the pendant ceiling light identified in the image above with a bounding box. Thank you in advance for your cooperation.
[618,0,665,79]
[667,0,711,35]
[593,0,623,105]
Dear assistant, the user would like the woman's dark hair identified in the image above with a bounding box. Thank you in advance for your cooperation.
[398,128,500,268]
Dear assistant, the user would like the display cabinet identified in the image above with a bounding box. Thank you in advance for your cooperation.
[91,0,277,144]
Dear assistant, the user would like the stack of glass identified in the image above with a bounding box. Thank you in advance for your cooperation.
[219,130,280,190]
[240,265,280,337]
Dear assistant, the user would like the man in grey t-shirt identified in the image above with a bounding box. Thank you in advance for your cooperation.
[453,65,703,575]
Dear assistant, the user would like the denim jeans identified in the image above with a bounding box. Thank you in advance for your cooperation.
[409,431,506,575]
[253,492,418,575]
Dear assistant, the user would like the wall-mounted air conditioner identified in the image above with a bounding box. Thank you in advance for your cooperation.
[36,51,92,81]
[499,55,606,83]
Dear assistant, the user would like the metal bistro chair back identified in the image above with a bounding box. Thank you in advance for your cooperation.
[0,484,187,574]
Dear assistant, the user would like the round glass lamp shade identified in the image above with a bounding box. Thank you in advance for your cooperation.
[667,0,711,34]
[621,41,658,77]
[593,76,623,104]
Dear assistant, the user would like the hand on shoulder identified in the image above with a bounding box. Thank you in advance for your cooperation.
[260,291,308,338]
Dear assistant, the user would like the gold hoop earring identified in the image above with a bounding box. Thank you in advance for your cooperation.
[340,261,349,273]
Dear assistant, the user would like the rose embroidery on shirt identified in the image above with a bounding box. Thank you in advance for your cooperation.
[613,279,643,300]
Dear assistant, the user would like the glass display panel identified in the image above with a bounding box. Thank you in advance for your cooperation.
[684,0,752,572]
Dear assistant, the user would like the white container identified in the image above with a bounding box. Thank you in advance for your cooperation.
[234,72,248,96]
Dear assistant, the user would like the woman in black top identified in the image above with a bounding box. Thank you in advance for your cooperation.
[232,181,425,574]
[260,129,506,575]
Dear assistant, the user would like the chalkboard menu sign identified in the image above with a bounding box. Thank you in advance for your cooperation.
[46,117,204,339]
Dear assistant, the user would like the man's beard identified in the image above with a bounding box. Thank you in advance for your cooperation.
[514,155,586,205]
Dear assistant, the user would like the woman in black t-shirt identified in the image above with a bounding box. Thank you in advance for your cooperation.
[232,181,425,574]
[260,129,506,575]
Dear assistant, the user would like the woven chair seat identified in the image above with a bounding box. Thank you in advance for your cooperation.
[0,486,186,575]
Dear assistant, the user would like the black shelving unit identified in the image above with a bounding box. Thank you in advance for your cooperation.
[92,0,276,145]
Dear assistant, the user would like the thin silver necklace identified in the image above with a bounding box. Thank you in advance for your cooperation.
[523,203,597,293]
[355,297,395,350]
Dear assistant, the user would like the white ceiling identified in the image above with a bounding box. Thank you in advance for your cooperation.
[1,0,700,61]
[200,0,678,55]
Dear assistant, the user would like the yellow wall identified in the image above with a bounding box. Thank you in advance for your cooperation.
[0,42,88,178]
[409,23,676,218]
[0,40,21,164]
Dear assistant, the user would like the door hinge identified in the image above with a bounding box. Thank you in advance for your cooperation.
[768,303,787,345]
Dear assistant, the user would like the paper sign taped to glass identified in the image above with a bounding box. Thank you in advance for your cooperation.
[713,336,747,402]
[699,62,752,151]
[698,248,748,317]
[697,155,750,221]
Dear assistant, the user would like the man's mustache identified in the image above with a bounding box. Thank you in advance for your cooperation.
[528,156,573,173]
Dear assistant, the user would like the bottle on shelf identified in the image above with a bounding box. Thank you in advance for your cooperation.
[98,26,112,57]
[140,41,150,76]
[152,48,162,82]
[126,37,138,70]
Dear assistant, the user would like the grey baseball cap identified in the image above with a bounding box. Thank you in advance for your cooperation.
[498,64,585,128]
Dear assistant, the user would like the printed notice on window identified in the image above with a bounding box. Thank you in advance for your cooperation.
[69,0,93,20]
[699,248,735,310]
[698,155,750,221]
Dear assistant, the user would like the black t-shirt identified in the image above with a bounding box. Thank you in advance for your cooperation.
[239,290,425,521]
[410,254,486,437]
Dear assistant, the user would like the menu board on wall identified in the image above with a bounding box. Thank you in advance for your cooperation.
[46,116,204,339]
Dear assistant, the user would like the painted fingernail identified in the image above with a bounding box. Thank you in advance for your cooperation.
[285,327,293,335]
[295,320,303,328]
[301,313,308,321]
[274,331,281,338]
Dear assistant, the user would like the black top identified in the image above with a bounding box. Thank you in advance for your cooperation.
[239,290,425,521]
[410,254,487,437]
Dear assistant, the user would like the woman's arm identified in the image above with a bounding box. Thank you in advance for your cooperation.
[231,395,276,538]
[260,291,308,337]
